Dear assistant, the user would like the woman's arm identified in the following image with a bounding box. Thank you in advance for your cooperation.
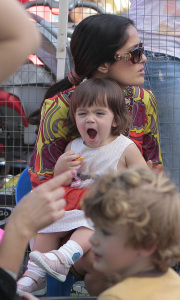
[142,89,163,170]
[29,92,75,188]
[0,0,41,83]
[127,86,163,170]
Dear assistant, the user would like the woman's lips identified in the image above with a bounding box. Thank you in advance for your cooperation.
[138,68,145,76]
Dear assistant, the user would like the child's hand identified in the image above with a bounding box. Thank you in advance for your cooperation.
[54,151,82,177]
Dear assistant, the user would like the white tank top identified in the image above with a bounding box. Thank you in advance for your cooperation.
[71,135,134,189]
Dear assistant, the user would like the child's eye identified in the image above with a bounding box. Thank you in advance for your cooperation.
[78,112,86,116]
[96,112,105,115]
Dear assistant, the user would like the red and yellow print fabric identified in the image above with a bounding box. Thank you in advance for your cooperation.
[29,85,163,188]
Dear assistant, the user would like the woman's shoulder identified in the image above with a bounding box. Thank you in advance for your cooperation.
[125,86,156,106]
[44,85,76,105]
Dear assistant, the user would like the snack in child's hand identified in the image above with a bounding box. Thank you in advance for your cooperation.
[75,156,84,162]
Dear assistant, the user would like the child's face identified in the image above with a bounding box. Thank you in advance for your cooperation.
[75,104,117,148]
[90,223,143,279]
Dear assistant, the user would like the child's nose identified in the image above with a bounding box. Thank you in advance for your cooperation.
[86,114,95,123]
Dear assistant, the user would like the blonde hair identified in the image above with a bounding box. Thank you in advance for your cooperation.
[83,167,180,270]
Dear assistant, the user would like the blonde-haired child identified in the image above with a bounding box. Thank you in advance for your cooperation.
[84,166,180,300]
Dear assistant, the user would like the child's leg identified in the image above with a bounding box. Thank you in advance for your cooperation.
[30,227,93,282]
[32,231,68,251]
[70,226,93,254]
[44,227,92,261]
[17,231,68,295]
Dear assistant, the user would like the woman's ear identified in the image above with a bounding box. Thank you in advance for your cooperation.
[97,62,110,74]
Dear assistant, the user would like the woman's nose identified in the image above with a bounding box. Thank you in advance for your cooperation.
[141,53,147,63]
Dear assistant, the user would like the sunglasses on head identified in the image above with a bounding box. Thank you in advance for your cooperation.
[114,43,144,64]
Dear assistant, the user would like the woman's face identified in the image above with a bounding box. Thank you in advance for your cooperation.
[97,25,147,89]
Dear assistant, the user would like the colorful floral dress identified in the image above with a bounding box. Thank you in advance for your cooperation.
[29,85,163,189]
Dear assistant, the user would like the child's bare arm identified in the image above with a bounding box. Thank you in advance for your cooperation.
[118,144,148,170]
[54,142,82,177]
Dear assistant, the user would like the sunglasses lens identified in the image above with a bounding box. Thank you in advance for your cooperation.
[131,47,144,64]
[114,44,144,63]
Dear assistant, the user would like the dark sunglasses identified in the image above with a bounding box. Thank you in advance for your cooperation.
[114,43,144,64]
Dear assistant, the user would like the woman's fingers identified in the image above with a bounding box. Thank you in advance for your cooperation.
[35,170,73,193]
[13,171,74,235]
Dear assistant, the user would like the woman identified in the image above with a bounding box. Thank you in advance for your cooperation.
[18,14,163,296]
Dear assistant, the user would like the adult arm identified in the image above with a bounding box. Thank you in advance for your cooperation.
[127,86,163,170]
[29,89,76,188]
[0,0,41,83]
[142,90,163,170]
[0,171,73,274]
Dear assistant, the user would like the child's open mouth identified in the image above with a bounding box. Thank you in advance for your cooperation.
[87,128,97,140]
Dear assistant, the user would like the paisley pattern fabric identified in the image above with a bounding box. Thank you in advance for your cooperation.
[124,86,162,165]
[29,85,163,188]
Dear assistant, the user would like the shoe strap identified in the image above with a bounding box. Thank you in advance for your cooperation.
[23,270,42,284]
[50,250,69,266]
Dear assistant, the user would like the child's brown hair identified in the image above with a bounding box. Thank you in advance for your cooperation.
[68,78,131,136]
[83,167,180,271]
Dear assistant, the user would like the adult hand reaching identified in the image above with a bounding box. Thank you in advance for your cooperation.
[0,171,73,274]
[0,0,41,83]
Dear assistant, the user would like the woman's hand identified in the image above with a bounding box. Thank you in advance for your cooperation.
[54,151,82,177]
[8,170,74,238]
[0,171,74,275]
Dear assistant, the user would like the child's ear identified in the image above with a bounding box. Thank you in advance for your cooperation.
[97,62,110,74]
[112,118,118,128]
[139,245,157,257]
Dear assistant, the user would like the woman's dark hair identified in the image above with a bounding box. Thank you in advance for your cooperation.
[27,14,134,126]
[70,14,134,78]
[68,78,131,136]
